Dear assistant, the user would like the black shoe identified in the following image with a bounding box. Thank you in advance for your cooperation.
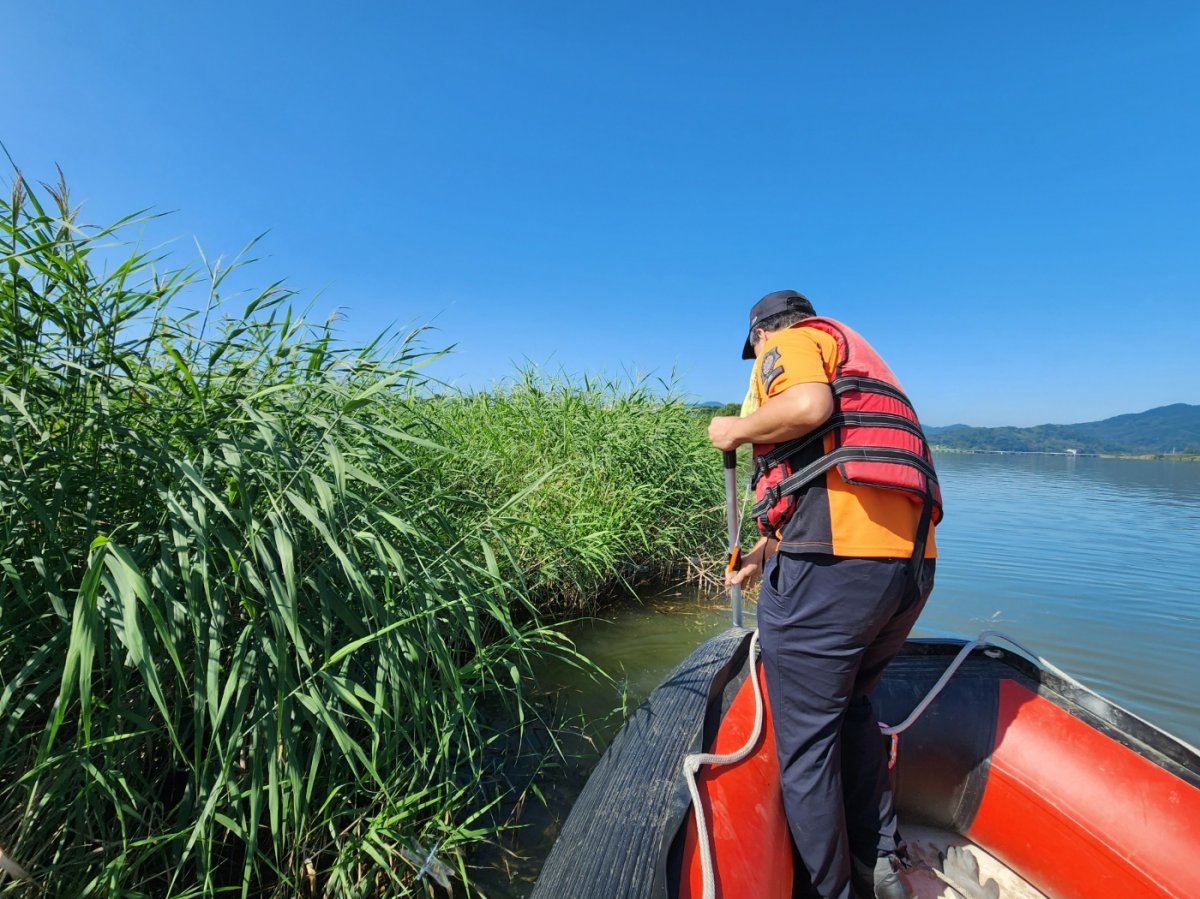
[850,854,913,899]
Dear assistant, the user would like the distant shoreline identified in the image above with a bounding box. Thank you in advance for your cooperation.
[930,447,1200,462]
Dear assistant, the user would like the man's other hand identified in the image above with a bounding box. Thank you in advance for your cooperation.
[726,539,772,590]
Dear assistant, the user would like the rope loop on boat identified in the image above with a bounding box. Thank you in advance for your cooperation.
[682,629,764,899]
[879,629,1045,737]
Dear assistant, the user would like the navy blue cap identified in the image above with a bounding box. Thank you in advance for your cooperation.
[741,289,816,359]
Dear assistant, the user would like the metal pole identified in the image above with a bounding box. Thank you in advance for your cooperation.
[723,450,744,628]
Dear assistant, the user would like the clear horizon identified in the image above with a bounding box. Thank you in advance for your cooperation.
[8,3,1199,428]
[707,400,1195,431]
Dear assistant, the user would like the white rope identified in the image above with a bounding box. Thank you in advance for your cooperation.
[880,629,1045,736]
[882,630,1200,756]
[682,630,764,899]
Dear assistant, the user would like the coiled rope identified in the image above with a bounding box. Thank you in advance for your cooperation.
[682,629,1048,899]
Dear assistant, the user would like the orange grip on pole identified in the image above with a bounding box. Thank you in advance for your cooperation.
[726,545,742,574]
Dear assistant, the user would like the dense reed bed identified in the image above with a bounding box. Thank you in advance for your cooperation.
[0,174,725,896]
[418,372,725,614]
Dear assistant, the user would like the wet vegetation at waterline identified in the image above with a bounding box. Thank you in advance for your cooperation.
[0,174,726,896]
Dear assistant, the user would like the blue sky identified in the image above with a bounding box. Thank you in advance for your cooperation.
[8,2,1199,426]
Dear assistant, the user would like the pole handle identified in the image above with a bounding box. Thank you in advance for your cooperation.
[722,449,744,627]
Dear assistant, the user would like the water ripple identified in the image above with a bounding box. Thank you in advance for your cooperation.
[924,453,1200,745]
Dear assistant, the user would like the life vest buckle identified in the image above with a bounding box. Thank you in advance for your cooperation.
[751,454,769,481]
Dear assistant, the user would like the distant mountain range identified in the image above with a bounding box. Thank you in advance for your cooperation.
[925,403,1200,455]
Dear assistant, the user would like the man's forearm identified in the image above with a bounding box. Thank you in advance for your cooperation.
[735,382,835,445]
[708,382,835,452]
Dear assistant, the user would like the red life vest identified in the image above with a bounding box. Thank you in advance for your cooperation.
[750,316,943,539]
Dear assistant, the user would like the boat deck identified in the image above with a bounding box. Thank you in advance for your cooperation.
[901,824,1047,899]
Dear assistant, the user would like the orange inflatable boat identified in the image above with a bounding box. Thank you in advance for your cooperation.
[533,629,1200,898]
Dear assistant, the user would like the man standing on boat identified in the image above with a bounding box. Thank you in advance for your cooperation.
[708,290,942,899]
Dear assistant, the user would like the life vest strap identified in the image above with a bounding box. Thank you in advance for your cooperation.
[909,490,934,586]
[753,412,931,480]
[750,446,940,519]
[831,376,913,406]
[752,421,839,478]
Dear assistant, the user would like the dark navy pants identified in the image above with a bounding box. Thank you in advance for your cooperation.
[756,552,935,899]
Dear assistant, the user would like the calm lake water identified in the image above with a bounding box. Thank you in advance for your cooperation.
[563,452,1200,745]
[917,451,1199,746]
[479,452,1200,895]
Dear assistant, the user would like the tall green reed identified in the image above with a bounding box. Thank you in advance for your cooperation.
[1,172,726,896]
[0,174,584,896]
[418,371,726,614]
